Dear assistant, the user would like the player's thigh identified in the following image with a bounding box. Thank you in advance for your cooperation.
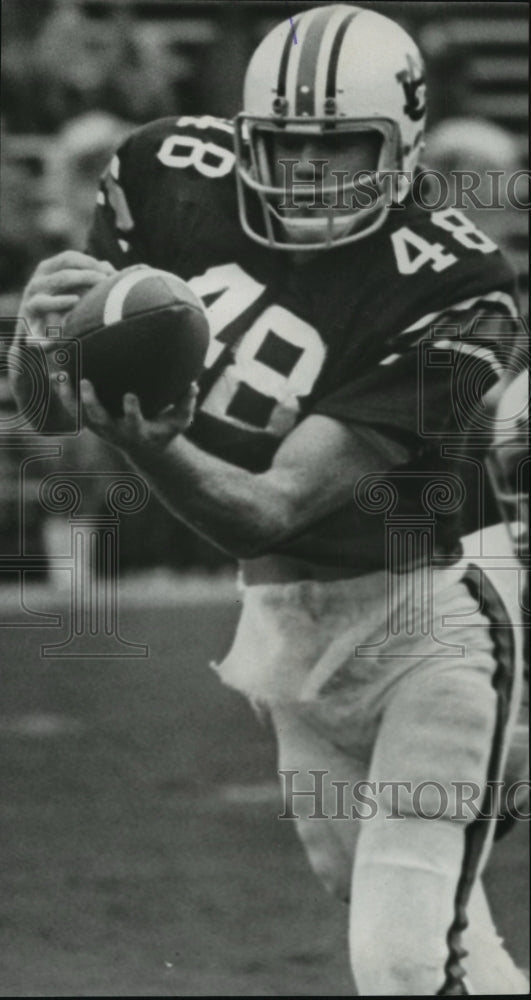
[270,703,366,899]
[369,660,498,820]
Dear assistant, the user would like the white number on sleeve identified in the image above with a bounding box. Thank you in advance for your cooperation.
[157,135,235,178]
[391,227,457,274]
[391,208,498,275]
[175,115,234,134]
[431,208,498,253]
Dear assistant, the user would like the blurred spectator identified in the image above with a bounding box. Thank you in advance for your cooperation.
[3,1,178,134]
[424,117,523,259]
[0,113,133,292]
[425,117,522,175]
[0,127,54,291]
[42,112,134,249]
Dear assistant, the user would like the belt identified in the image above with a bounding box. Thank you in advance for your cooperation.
[240,547,463,586]
[241,555,364,586]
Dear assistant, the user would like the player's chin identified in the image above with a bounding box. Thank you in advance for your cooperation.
[275,207,357,247]
[278,199,354,218]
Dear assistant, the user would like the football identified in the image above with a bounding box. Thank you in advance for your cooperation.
[63,264,210,417]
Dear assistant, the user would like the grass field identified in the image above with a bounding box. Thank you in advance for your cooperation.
[0,579,529,996]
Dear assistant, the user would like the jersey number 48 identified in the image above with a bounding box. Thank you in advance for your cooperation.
[189,264,326,438]
[391,209,497,274]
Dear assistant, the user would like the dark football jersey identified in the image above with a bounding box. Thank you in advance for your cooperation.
[86,115,521,572]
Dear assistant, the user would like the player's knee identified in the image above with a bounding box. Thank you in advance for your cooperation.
[294,819,351,902]
[350,817,465,993]
[313,860,351,902]
[350,863,454,993]
[350,883,449,994]
[352,953,446,996]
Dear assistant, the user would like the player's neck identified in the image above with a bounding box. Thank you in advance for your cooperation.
[288,250,319,266]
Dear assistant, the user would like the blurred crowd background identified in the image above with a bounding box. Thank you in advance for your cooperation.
[0,0,528,576]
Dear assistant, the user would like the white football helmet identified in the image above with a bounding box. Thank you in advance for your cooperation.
[234,3,427,250]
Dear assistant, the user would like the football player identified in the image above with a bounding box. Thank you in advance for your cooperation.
[9,5,529,995]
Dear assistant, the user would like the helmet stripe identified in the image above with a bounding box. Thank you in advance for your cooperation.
[295,6,337,115]
[325,9,360,99]
[277,13,303,98]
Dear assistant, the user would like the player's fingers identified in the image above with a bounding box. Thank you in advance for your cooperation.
[32,269,111,295]
[156,384,197,425]
[42,312,72,335]
[56,374,79,418]
[122,393,144,432]
[177,382,199,407]
[17,297,79,344]
[36,252,115,276]
[80,379,110,428]
[156,412,190,438]
[25,293,80,320]
[173,382,199,426]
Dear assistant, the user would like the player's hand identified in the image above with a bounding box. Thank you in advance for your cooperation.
[8,251,115,416]
[58,377,199,455]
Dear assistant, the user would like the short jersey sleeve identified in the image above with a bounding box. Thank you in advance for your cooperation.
[298,195,520,457]
[312,293,523,448]
[84,115,243,278]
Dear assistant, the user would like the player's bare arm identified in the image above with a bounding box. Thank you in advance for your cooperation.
[60,376,407,558]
